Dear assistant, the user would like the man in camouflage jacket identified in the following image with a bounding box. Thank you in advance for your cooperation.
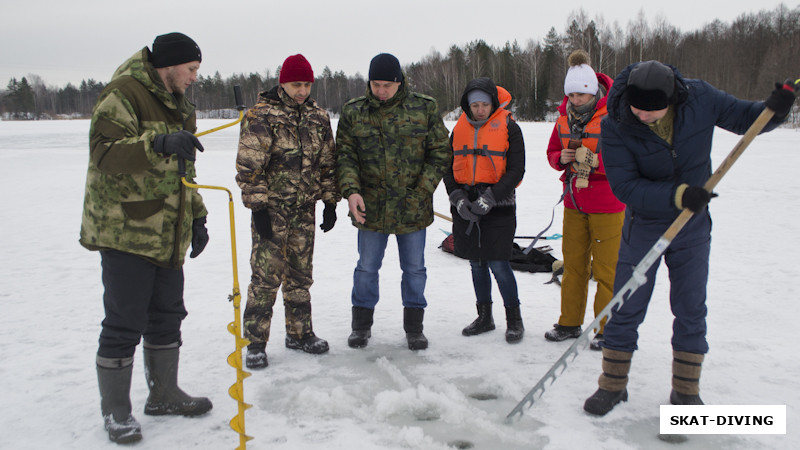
[336,53,450,351]
[80,33,212,444]
[236,54,340,368]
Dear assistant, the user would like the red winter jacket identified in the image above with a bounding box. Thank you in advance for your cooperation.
[546,72,624,214]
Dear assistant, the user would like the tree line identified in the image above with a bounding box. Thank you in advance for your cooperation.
[2,4,798,122]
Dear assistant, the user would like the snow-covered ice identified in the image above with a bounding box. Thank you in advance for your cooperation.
[1,118,797,449]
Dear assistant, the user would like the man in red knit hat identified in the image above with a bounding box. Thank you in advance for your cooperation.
[236,54,341,369]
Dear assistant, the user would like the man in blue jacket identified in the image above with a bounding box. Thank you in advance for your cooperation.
[583,60,795,416]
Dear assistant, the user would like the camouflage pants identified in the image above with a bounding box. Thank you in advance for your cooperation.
[243,202,316,345]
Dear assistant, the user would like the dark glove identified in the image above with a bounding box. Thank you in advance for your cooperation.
[320,202,337,232]
[154,130,205,161]
[252,209,272,239]
[449,190,478,222]
[471,187,496,216]
[764,81,796,121]
[676,184,718,213]
[189,217,209,258]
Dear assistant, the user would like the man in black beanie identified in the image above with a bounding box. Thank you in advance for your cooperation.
[81,32,210,444]
[336,53,450,351]
[582,59,796,416]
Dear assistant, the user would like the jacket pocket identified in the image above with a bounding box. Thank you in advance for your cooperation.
[121,199,165,220]
[402,188,426,224]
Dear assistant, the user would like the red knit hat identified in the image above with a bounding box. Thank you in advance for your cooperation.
[279,54,314,83]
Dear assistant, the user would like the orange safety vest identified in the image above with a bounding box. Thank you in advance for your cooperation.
[556,105,606,173]
[451,108,512,185]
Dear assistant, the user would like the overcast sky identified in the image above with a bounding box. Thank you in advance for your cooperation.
[0,0,795,88]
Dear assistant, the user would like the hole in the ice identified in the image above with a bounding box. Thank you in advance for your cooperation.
[414,409,440,421]
[468,392,498,400]
[658,433,688,444]
[447,440,474,449]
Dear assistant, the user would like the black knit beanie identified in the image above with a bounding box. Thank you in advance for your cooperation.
[368,53,403,82]
[151,32,202,68]
[627,60,674,111]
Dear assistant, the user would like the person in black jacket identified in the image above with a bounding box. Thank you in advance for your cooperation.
[583,60,796,416]
[444,77,526,343]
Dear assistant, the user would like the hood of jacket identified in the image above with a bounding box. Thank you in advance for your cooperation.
[460,77,502,120]
[111,48,184,110]
[605,62,689,125]
[260,84,322,110]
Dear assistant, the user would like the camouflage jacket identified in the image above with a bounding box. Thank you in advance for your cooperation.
[236,86,339,211]
[335,82,450,234]
[80,48,207,268]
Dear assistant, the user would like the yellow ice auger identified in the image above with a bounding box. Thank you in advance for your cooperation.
[180,86,253,449]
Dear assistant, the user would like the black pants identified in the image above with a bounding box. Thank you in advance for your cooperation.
[97,250,187,358]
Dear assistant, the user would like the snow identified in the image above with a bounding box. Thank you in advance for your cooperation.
[1,118,798,449]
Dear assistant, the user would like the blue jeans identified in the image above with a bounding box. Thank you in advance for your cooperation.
[351,229,427,309]
[470,260,520,307]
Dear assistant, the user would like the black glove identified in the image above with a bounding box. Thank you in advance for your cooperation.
[449,190,478,222]
[320,202,337,232]
[471,187,496,216]
[189,217,209,258]
[154,130,205,161]
[252,209,272,239]
[764,81,796,121]
[679,185,718,213]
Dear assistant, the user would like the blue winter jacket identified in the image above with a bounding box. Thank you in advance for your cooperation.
[601,63,781,220]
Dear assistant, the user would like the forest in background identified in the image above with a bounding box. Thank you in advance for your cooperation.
[2,4,798,122]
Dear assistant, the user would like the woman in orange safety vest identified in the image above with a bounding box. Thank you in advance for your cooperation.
[443,77,526,343]
[544,50,625,350]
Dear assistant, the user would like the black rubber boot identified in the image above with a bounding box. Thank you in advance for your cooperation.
[403,307,428,350]
[462,302,495,336]
[348,306,374,348]
[504,306,525,343]
[96,356,142,444]
[143,342,212,417]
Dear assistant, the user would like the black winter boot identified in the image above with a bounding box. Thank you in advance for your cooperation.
[96,356,142,444]
[544,324,582,341]
[504,306,524,343]
[583,348,633,416]
[348,306,374,348]
[403,307,428,350]
[286,332,330,354]
[245,342,268,369]
[462,302,495,336]
[143,342,212,416]
[670,351,704,405]
[584,388,629,416]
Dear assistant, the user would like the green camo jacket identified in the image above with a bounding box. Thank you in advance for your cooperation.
[235,86,340,210]
[335,82,450,234]
[79,48,207,268]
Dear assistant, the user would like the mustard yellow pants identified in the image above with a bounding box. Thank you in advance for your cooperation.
[558,208,624,333]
